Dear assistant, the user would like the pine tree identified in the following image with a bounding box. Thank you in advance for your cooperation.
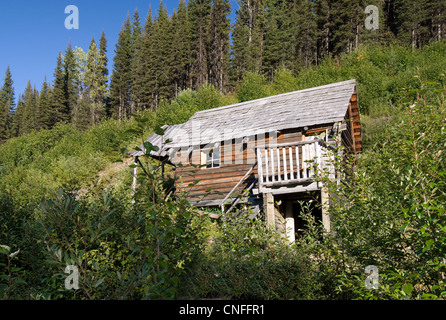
[262,0,293,79]
[429,0,446,41]
[231,10,251,82]
[394,0,430,48]
[132,7,155,112]
[99,30,109,84]
[63,43,78,122]
[189,0,212,88]
[328,0,354,55]
[84,37,108,125]
[315,0,332,61]
[293,0,318,69]
[51,52,69,125]
[129,9,143,115]
[151,1,174,107]
[99,30,111,117]
[208,0,231,90]
[21,81,38,135]
[73,96,93,131]
[37,77,52,130]
[73,47,88,100]
[170,0,193,96]
[0,66,15,141]
[0,96,6,141]
[231,0,265,82]
[131,9,143,57]
[10,94,24,137]
[360,0,393,46]
[110,14,133,121]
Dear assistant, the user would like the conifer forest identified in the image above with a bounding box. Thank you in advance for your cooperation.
[1,0,446,303]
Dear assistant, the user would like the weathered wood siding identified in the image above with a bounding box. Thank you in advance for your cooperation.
[342,92,361,153]
[174,130,303,204]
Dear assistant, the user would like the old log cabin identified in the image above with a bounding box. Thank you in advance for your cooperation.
[130,79,362,241]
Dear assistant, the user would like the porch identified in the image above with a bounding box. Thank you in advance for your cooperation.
[255,137,329,195]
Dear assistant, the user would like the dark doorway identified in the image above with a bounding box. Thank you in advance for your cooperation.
[276,191,322,241]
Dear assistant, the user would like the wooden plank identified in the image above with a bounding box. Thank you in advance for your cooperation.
[176,163,254,176]
[257,150,263,187]
[263,177,314,187]
[270,148,275,182]
[309,143,314,176]
[296,146,300,179]
[178,175,260,189]
[265,193,275,228]
[277,148,281,182]
[259,181,320,196]
[188,190,253,202]
[289,147,294,180]
[187,186,248,196]
[302,143,307,179]
[348,102,357,153]
[221,149,258,159]
[276,137,303,145]
[283,147,288,181]
[179,179,252,191]
[181,182,257,195]
[179,175,258,187]
[177,166,259,180]
[266,137,321,149]
[315,141,321,172]
[265,149,269,183]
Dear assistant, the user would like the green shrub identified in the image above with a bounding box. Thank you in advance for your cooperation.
[317,84,446,299]
[155,84,223,126]
[271,67,298,94]
[179,208,332,300]
[236,72,269,102]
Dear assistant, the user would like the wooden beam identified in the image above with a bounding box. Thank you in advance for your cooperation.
[264,193,275,228]
[261,181,320,195]
[265,137,321,149]
[132,156,139,191]
[321,187,331,234]
[262,178,314,187]
[285,201,295,243]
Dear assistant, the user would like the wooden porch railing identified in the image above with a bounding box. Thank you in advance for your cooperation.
[256,138,323,190]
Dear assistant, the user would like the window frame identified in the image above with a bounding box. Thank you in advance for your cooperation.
[201,146,221,169]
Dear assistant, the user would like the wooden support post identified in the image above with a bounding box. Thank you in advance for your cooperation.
[132,156,139,191]
[321,187,331,234]
[264,193,275,228]
[285,201,295,243]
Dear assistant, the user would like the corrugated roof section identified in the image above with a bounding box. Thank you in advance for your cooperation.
[130,79,357,157]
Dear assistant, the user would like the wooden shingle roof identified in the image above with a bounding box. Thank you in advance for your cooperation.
[130,79,357,157]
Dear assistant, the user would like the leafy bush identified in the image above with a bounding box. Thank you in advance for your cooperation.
[270,67,298,95]
[2,121,205,300]
[315,82,446,299]
[236,72,269,102]
[155,84,223,126]
[179,206,332,300]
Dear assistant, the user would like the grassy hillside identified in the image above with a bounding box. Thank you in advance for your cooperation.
[1,42,445,300]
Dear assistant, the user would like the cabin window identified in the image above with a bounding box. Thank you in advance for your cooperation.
[201,147,220,169]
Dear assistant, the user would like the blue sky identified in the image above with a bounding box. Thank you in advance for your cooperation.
[0,0,238,103]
